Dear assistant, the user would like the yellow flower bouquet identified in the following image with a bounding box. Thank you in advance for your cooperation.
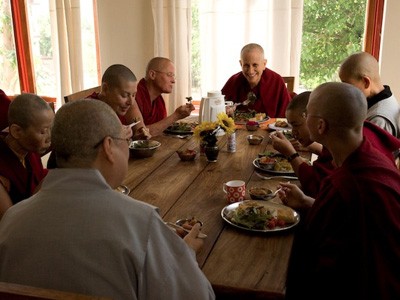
[193,112,236,146]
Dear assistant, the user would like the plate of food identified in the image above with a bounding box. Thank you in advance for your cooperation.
[164,122,196,135]
[221,200,300,232]
[234,111,269,125]
[253,156,295,176]
[268,118,291,131]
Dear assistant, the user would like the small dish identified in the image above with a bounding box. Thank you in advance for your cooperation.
[115,185,130,195]
[248,187,274,200]
[247,134,264,145]
[176,217,203,227]
[246,121,259,131]
[176,149,197,161]
[258,156,277,170]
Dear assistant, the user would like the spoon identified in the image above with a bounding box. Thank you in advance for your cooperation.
[128,120,141,128]
[233,99,251,108]
[270,187,283,198]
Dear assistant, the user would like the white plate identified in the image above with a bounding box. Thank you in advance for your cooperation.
[221,200,300,232]
[253,158,295,176]
[268,120,292,131]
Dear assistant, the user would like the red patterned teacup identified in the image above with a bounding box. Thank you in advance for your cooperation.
[223,180,246,203]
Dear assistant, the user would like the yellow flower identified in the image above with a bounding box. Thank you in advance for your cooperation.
[193,121,218,140]
[217,112,236,134]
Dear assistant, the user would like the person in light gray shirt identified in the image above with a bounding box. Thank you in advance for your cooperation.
[339,51,400,138]
[0,100,215,300]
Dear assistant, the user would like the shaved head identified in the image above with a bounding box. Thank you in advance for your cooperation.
[8,93,52,128]
[308,82,367,131]
[102,64,137,88]
[52,100,122,167]
[339,52,381,84]
[146,57,173,74]
[240,43,264,60]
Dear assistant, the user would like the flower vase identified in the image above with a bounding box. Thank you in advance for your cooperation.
[204,145,219,162]
[199,141,207,155]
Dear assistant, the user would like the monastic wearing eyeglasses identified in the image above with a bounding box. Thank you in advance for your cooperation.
[270,91,400,198]
[135,57,196,136]
[274,82,400,299]
[0,100,215,300]
[221,43,291,118]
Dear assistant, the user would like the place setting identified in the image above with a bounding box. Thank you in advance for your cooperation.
[220,179,300,233]
[163,121,197,139]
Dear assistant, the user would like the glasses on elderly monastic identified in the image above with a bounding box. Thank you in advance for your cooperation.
[153,70,176,79]
[93,136,131,149]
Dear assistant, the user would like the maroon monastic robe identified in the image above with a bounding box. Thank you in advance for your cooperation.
[135,79,167,125]
[0,138,48,204]
[286,138,400,300]
[0,89,11,131]
[298,120,400,197]
[221,68,291,118]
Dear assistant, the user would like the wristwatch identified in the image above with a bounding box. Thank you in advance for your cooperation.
[287,152,300,162]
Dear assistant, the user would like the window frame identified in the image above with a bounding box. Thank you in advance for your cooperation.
[9,0,101,96]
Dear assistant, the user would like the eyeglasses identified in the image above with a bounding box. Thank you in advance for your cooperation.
[153,70,176,79]
[93,136,131,148]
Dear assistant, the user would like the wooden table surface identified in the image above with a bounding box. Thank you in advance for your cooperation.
[123,119,301,300]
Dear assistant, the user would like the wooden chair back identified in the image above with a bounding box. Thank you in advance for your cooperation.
[0,281,110,299]
[64,86,101,103]
[282,76,295,93]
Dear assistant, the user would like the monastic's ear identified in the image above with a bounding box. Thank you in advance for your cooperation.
[100,136,116,164]
[148,70,157,80]
[317,118,328,135]
[101,82,109,93]
[362,76,371,89]
[9,124,23,140]
[263,59,267,67]
[239,59,243,67]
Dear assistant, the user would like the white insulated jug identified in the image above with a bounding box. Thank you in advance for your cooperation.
[199,91,226,124]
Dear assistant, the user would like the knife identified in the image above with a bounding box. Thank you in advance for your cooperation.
[255,172,298,180]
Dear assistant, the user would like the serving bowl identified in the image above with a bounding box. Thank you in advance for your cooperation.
[129,140,161,158]
[248,187,274,200]
[247,134,264,145]
[176,148,197,161]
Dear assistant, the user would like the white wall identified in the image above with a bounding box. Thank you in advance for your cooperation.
[380,0,400,100]
[96,0,154,78]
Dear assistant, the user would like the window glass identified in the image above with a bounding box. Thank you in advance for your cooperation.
[0,0,98,102]
[0,0,20,95]
[26,0,56,97]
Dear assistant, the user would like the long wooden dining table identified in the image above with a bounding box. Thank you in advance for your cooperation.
[122,119,303,300]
